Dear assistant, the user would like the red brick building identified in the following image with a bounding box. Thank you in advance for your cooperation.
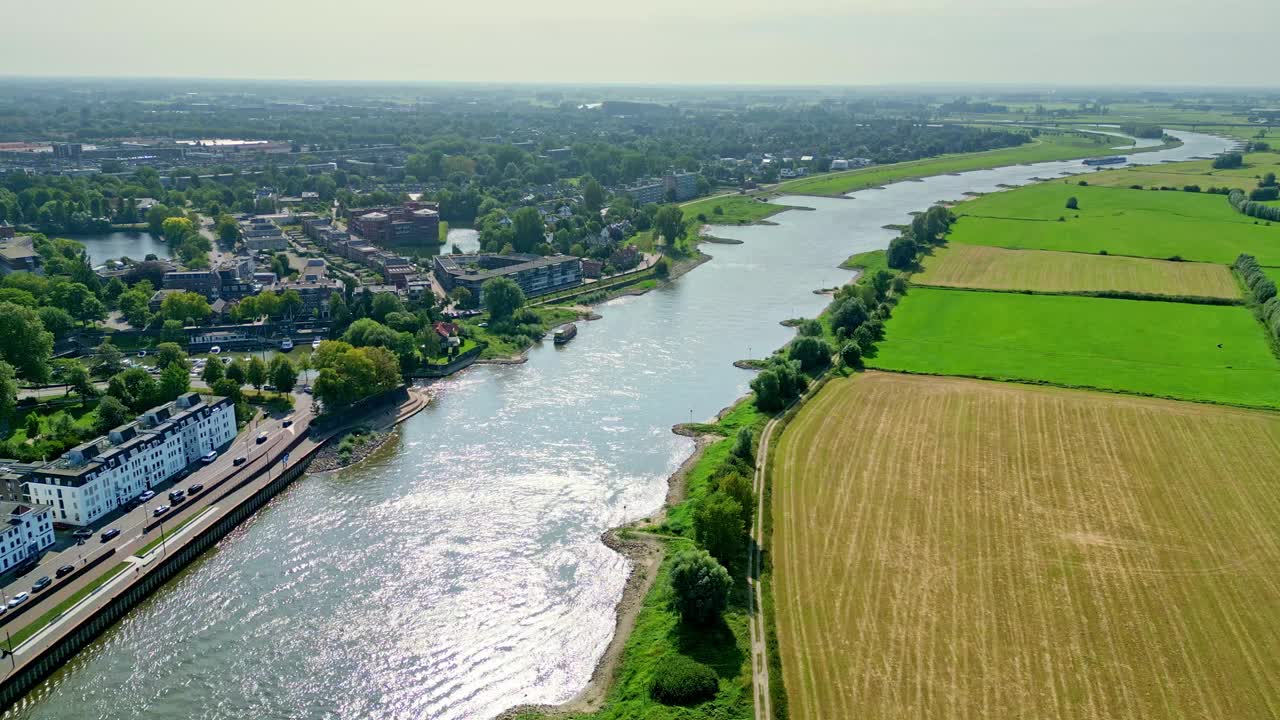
[347,201,440,246]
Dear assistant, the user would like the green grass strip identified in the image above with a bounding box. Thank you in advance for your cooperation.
[8,562,131,648]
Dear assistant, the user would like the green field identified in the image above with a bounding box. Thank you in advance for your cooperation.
[1084,152,1280,191]
[915,244,1241,299]
[775,371,1280,720]
[774,130,1168,197]
[949,183,1280,265]
[839,248,888,274]
[868,287,1280,408]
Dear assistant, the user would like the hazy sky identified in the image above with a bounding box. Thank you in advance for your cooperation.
[3,0,1277,86]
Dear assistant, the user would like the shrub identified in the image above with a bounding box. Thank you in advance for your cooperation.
[1213,152,1244,169]
[649,655,719,705]
[669,549,732,625]
[1065,196,1079,210]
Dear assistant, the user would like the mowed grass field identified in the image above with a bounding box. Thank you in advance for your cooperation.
[774,131,1149,197]
[1084,152,1280,191]
[774,371,1280,720]
[949,183,1280,265]
[868,287,1280,408]
[915,244,1241,299]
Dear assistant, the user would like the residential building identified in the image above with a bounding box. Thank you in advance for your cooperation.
[25,394,236,527]
[0,461,40,503]
[276,277,343,319]
[625,171,699,205]
[433,253,582,302]
[348,202,440,246]
[0,502,54,574]
[0,235,42,275]
[162,270,218,298]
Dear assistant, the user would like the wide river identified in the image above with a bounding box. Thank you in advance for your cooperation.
[10,131,1233,720]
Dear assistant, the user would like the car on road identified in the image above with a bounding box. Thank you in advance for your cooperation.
[201,451,219,464]
[137,350,147,358]
[280,338,294,351]
[282,419,293,428]
[187,483,204,495]
[256,432,268,444]
[302,386,313,394]
[153,505,170,517]
[8,592,29,609]
[233,456,247,466]
[73,528,93,539]
[168,490,185,503]
[14,558,38,577]
[312,338,322,349]
[55,564,75,578]
[210,346,222,355]
[31,576,51,592]
[139,490,156,502]
[100,528,120,542]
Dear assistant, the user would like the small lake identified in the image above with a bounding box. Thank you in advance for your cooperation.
[73,231,172,266]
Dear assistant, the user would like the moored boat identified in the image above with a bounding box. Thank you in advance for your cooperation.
[553,323,578,344]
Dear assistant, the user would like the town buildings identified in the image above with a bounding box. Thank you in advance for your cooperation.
[0,502,54,575]
[433,253,582,301]
[0,230,42,275]
[24,394,236,527]
[347,202,440,246]
[625,171,698,205]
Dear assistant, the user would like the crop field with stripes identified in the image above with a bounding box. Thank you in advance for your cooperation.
[914,244,1241,299]
[773,371,1280,720]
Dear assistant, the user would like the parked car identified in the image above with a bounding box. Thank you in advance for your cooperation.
[7,592,29,609]
[168,490,186,503]
[31,576,51,592]
[280,339,294,351]
[139,490,155,502]
[73,528,93,539]
[153,505,170,517]
[55,564,75,578]
[187,483,204,495]
[233,456,247,467]
[100,528,120,542]
[201,451,219,464]
[137,350,147,358]
[210,346,222,355]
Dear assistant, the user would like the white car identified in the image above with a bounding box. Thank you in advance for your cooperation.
[139,490,156,502]
[311,338,322,349]
[7,592,29,609]
[210,346,222,355]
[153,505,170,517]
[201,451,219,464]
[280,339,294,351]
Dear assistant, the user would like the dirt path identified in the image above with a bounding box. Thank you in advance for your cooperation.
[749,414,779,720]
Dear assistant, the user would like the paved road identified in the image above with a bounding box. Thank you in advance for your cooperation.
[749,413,778,720]
[0,394,314,635]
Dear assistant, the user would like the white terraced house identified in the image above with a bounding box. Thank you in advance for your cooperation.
[24,394,237,527]
[0,502,54,573]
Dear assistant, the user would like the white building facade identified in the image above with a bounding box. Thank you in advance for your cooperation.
[0,502,55,573]
[24,394,237,527]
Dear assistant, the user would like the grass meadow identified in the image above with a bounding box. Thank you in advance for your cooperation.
[774,131,1153,197]
[1083,152,1280,190]
[774,371,1280,720]
[914,244,1241,299]
[949,183,1280,265]
[867,287,1280,408]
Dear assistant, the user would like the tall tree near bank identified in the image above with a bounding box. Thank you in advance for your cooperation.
[0,302,54,382]
[669,549,732,625]
[482,277,526,322]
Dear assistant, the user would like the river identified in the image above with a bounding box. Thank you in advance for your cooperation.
[8,131,1233,720]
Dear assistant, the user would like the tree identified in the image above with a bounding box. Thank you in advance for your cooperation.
[870,270,894,300]
[201,356,225,385]
[342,318,402,349]
[269,355,298,394]
[154,342,188,370]
[226,360,248,385]
[448,286,474,309]
[840,341,863,368]
[94,395,132,433]
[92,339,124,377]
[256,291,282,319]
[36,306,75,340]
[750,369,783,412]
[246,357,268,390]
[55,359,94,401]
[24,413,40,440]
[158,361,190,402]
[694,491,746,568]
[280,288,304,319]
[582,176,605,212]
[653,205,685,248]
[1065,196,1079,210]
[669,549,732,625]
[370,292,403,323]
[482,277,526,322]
[788,336,832,371]
[654,257,670,279]
[1213,152,1244,169]
[160,291,212,324]
[0,361,17,428]
[161,216,194,243]
[1262,172,1278,188]
[0,302,54,382]
[731,426,754,462]
[509,207,545,254]
[829,296,870,336]
[886,235,918,270]
[215,214,241,242]
[107,367,159,412]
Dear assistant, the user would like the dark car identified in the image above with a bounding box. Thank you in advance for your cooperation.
[233,456,247,467]
[168,490,186,504]
[100,528,120,542]
[282,419,293,428]
[255,432,268,444]
[55,564,75,579]
[187,483,204,495]
[31,576,51,592]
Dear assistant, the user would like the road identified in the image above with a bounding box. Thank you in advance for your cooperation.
[748,413,778,720]
[0,394,314,647]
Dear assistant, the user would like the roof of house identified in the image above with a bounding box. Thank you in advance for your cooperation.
[0,236,38,262]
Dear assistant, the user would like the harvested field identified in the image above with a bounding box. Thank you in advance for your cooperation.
[774,371,1280,720]
[915,244,1241,299]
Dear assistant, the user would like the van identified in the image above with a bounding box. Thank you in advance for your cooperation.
[100,528,120,542]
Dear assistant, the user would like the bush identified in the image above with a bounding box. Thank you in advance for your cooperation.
[1065,196,1079,210]
[649,655,719,705]
[1213,152,1244,169]
[669,549,732,625]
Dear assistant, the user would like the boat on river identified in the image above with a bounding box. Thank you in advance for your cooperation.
[553,323,577,345]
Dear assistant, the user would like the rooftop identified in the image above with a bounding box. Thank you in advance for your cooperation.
[435,253,579,283]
